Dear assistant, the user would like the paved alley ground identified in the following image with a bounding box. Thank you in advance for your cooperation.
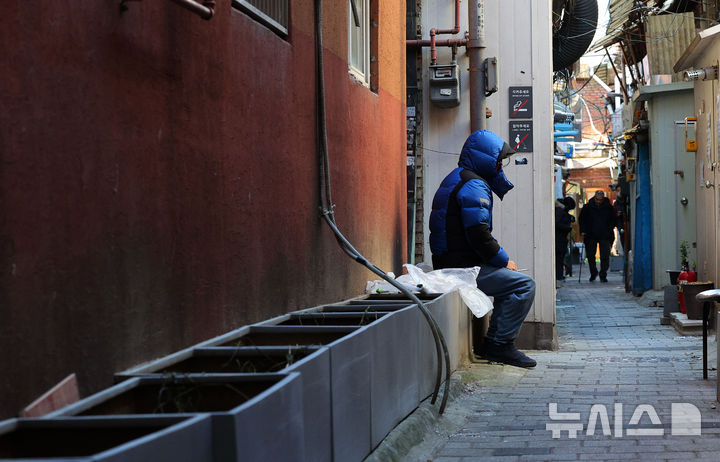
[406,268,720,461]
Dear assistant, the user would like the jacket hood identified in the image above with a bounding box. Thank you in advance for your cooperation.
[562,196,576,210]
[458,130,514,199]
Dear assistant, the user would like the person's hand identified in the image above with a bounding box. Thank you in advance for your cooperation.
[506,260,518,271]
[485,107,492,118]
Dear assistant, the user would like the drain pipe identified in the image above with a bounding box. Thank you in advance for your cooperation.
[315,0,452,413]
[468,0,486,131]
[169,0,215,19]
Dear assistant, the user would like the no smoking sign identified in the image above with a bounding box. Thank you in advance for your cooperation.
[509,86,533,119]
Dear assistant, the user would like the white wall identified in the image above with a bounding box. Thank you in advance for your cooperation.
[420,0,554,329]
[690,60,720,284]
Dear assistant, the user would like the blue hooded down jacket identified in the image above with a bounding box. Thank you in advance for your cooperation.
[429,130,514,269]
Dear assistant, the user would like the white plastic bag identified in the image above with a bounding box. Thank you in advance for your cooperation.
[364,272,423,295]
[365,264,493,318]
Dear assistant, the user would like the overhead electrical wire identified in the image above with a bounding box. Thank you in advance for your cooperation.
[556,1,709,94]
[559,1,712,49]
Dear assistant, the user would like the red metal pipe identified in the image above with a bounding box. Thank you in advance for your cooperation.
[407,0,462,64]
[406,38,468,48]
[429,0,461,64]
[169,0,215,19]
[432,0,461,35]
[430,30,437,63]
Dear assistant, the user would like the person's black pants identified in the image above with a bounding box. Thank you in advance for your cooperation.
[584,237,611,278]
[555,236,568,280]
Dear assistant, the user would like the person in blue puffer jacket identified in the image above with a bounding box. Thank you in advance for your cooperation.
[429,130,536,368]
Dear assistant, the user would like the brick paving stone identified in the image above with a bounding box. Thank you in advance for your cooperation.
[660,451,701,459]
[461,457,519,462]
[415,268,720,461]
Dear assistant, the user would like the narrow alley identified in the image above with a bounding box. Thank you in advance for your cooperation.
[404,269,720,461]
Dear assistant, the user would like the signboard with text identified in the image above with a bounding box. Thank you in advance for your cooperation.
[509,121,533,153]
[509,86,533,119]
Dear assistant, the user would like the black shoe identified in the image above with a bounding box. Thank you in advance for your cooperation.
[484,341,537,368]
[600,277,608,283]
[474,336,492,359]
[556,276,565,281]
[589,274,597,282]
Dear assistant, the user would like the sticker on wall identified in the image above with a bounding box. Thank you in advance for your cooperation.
[509,121,533,152]
[707,114,712,162]
[509,87,533,118]
[716,95,720,149]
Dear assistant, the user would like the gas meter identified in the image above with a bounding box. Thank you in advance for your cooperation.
[429,64,460,108]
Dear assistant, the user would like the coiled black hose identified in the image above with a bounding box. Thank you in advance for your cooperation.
[553,0,598,71]
[313,0,451,413]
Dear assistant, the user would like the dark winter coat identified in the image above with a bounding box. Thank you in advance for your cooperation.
[429,130,514,269]
[555,200,574,240]
[579,197,616,242]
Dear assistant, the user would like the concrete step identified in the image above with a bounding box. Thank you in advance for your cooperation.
[670,312,714,336]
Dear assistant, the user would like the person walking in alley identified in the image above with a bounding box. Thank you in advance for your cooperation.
[429,130,536,368]
[579,189,616,283]
[555,196,575,281]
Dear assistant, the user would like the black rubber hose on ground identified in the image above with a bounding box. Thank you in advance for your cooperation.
[313,0,452,413]
[553,0,598,72]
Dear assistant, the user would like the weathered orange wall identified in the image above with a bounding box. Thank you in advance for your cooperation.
[0,0,406,417]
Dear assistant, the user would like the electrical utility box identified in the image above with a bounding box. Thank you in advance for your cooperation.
[429,64,460,108]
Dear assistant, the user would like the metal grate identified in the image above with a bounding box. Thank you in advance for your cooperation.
[233,0,288,36]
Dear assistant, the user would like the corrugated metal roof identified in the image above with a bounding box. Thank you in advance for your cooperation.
[645,12,696,80]
[592,0,642,50]
[591,0,682,52]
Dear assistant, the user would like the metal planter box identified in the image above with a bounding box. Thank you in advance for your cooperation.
[320,292,467,452]
[418,291,470,399]
[367,305,420,447]
[226,314,378,461]
[47,374,304,462]
[272,312,391,326]
[0,415,212,461]
[199,325,360,348]
[359,292,468,401]
[197,324,370,461]
[117,346,331,462]
[317,303,414,313]
[325,323,372,461]
[128,322,376,462]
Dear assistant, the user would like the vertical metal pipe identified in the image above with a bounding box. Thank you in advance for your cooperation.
[468,0,486,131]
[429,0,462,66]
[703,302,709,380]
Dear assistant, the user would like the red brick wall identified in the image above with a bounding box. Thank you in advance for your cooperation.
[567,167,616,203]
[574,78,611,140]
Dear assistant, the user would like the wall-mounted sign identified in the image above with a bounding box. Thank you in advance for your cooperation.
[509,86,533,118]
[509,121,533,153]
